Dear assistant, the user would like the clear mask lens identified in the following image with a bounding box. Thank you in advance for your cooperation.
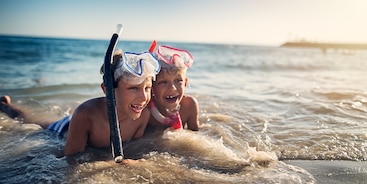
[156,45,194,68]
[114,51,160,85]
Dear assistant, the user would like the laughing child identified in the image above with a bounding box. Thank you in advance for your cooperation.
[1,49,160,158]
[148,45,200,131]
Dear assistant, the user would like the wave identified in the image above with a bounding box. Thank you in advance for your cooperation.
[0,83,102,104]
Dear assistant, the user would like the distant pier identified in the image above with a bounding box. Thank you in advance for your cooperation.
[280,42,367,53]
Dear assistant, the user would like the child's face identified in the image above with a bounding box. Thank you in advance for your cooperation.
[114,77,152,120]
[153,69,187,112]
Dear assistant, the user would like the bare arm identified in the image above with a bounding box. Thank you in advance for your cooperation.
[63,105,90,156]
[182,96,200,131]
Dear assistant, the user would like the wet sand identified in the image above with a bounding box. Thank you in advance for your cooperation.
[284,160,367,184]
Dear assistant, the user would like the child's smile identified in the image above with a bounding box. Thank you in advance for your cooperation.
[165,95,179,103]
[129,103,144,113]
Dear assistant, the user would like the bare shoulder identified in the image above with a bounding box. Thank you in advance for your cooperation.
[181,95,199,108]
[180,95,199,117]
[72,97,106,120]
[181,95,200,131]
[74,97,106,113]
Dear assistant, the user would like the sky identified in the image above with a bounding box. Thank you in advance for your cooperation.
[0,0,366,46]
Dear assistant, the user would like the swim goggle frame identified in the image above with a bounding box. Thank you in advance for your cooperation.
[156,45,194,68]
[114,51,161,84]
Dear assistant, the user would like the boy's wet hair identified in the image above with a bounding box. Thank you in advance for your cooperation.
[100,50,123,86]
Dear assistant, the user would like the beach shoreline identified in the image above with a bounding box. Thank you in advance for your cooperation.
[284,160,367,184]
[280,42,367,50]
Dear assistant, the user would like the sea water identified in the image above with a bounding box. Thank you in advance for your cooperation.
[0,35,367,183]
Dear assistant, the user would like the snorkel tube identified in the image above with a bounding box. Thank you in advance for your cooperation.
[149,40,157,52]
[103,24,124,163]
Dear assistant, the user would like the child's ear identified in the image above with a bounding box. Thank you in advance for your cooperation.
[184,78,188,87]
[100,83,106,94]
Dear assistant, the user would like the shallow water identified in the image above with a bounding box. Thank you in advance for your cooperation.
[1,35,367,183]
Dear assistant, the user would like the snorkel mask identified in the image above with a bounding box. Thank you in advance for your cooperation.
[156,45,194,69]
[113,50,161,85]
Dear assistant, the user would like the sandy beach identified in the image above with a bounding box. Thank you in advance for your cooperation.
[284,160,367,184]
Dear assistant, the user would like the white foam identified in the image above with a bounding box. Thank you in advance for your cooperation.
[162,128,277,168]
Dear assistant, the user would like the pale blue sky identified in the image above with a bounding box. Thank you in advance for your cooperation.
[0,0,366,46]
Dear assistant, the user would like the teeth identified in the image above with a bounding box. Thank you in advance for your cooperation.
[131,104,143,110]
[166,95,176,99]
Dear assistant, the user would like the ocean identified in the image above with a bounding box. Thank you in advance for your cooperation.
[0,35,366,183]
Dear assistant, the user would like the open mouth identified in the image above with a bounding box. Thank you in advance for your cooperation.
[165,95,179,103]
[130,104,144,113]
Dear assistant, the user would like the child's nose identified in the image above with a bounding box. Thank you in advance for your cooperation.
[168,83,177,90]
[138,89,149,101]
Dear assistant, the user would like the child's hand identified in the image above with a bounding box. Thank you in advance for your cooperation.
[120,158,146,165]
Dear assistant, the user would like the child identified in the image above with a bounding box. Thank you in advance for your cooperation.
[148,45,200,131]
[0,50,160,157]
